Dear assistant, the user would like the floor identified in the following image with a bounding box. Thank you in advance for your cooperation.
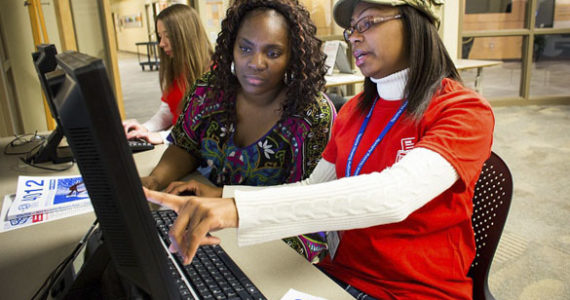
[118,51,570,299]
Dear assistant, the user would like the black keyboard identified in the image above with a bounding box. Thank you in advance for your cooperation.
[128,138,154,153]
[152,210,266,300]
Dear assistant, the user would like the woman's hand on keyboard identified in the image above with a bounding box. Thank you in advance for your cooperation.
[165,180,223,198]
[127,130,164,145]
[144,187,238,264]
[123,119,145,135]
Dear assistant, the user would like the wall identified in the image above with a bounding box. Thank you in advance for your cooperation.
[442,0,460,60]
[196,0,229,45]
[0,1,64,133]
[111,0,150,53]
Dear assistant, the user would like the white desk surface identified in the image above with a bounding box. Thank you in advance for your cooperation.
[455,59,502,70]
[325,71,364,88]
[0,138,351,300]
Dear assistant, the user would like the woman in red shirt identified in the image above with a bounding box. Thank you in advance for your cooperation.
[146,1,494,299]
[123,4,212,144]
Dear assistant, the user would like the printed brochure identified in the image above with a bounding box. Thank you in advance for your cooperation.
[7,175,92,219]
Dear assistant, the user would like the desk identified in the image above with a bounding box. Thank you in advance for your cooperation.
[325,71,364,88]
[0,138,351,300]
[325,71,365,99]
[455,59,502,94]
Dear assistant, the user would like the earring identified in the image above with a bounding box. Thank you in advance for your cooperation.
[231,62,236,75]
[283,72,292,85]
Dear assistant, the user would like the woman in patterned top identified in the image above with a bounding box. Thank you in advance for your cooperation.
[142,0,335,262]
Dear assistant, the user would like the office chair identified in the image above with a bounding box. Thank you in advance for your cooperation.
[468,151,513,300]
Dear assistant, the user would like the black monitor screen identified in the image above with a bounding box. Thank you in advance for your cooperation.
[30,44,73,164]
[49,50,178,298]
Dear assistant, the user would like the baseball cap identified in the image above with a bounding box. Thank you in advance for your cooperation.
[333,0,445,28]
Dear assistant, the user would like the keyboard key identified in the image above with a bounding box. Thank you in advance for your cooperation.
[153,210,266,299]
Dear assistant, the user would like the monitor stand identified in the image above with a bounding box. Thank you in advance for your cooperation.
[49,225,150,300]
[27,127,74,164]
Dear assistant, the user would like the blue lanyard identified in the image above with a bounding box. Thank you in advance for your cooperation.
[345,98,408,177]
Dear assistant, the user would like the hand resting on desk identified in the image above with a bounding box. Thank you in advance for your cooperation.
[144,187,238,265]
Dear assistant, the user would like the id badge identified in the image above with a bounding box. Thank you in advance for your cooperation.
[326,231,341,260]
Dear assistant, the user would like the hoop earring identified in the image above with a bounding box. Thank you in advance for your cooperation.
[231,62,236,75]
[283,72,293,85]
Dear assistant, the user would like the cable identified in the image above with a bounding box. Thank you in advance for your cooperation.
[30,219,99,300]
[19,157,75,172]
[4,132,75,172]
[3,132,45,155]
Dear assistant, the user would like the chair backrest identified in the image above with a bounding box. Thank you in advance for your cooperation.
[468,151,513,300]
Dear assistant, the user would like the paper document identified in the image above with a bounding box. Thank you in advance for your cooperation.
[8,175,91,219]
[1,175,94,233]
[1,193,93,232]
[280,289,327,300]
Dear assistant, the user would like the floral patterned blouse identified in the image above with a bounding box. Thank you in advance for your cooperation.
[168,73,336,262]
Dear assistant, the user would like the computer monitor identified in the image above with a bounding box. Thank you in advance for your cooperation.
[323,40,353,76]
[48,50,178,298]
[30,44,73,164]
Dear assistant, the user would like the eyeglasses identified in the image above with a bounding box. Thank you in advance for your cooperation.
[343,14,402,42]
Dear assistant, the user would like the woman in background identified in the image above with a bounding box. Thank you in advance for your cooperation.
[146,0,495,299]
[143,0,335,262]
[123,4,212,144]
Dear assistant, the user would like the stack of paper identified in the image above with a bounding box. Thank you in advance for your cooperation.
[1,175,93,232]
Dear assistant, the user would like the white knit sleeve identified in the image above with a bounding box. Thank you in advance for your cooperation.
[222,159,337,198]
[143,102,173,132]
[234,147,459,246]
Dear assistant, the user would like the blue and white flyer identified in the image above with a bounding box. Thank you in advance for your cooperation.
[1,193,93,232]
[7,175,92,219]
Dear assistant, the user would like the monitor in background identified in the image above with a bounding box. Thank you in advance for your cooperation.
[30,44,74,164]
[323,40,353,76]
[49,51,178,298]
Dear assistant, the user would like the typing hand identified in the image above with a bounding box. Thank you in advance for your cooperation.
[127,130,164,145]
[144,187,238,265]
[123,119,144,135]
[165,180,223,198]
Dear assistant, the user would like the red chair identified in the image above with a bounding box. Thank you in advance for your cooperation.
[468,152,513,300]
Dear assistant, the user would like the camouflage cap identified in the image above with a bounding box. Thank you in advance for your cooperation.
[333,0,445,28]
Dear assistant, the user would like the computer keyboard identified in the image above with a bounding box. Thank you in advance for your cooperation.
[128,138,154,153]
[152,210,266,300]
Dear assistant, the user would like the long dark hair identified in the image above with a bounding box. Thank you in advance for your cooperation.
[210,0,327,127]
[359,5,460,120]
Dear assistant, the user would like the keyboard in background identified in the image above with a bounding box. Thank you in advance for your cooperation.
[128,138,154,153]
[152,210,266,300]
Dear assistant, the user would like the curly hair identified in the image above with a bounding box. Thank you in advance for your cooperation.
[210,0,327,127]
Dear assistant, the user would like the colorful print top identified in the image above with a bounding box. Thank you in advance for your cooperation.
[168,73,336,262]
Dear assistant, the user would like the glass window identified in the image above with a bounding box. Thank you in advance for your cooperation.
[463,0,528,31]
[535,0,570,28]
[531,34,570,96]
[460,36,523,98]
